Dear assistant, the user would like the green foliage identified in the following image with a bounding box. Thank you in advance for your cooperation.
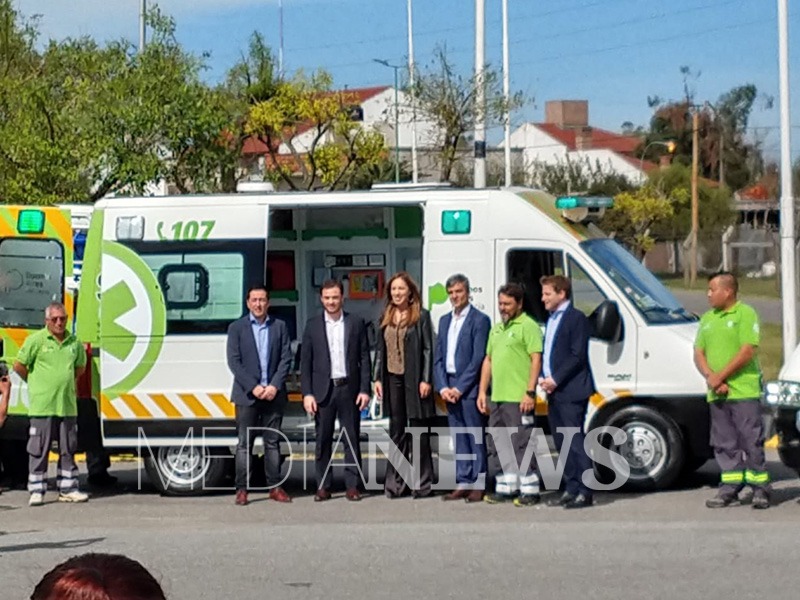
[0,4,233,204]
[246,70,386,190]
[527,156,635,196]
[605,186,676,258]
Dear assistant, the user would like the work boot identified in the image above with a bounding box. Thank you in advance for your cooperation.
[752,489,770,510]
[705,493,738,508]
[29,492,44,507]
[58,490,89,503]
[513,493,541,507]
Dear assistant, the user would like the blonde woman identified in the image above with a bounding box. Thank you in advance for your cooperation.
[373,272,435,498]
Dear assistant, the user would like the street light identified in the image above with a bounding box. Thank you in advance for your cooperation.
[373,59,402,184]
[638,140,676,175]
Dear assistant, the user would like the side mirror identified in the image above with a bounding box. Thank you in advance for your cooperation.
[590,300,623,343]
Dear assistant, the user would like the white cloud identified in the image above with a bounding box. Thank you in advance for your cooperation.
[14,1,280,42]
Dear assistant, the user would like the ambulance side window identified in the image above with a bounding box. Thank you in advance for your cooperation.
[0,238,64,329]
[506,249,564,323]
[567,255,607,316]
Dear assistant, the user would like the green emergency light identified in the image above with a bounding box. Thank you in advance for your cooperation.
[17,209,45,234]
[441,210,471,235]
[555,196,614,210]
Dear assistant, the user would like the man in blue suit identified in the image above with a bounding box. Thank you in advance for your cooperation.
[226,285,293,506]
[539,275,596,509]
[434,274,491,503]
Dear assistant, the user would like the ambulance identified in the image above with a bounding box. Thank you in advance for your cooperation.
[764,343,800,474]
[2,187,710,494]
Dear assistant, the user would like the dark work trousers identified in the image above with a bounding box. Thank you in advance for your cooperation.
[486,401,539,496]
[547,397,592,497]
[315,382,363,491]
[710,399,771,495]
[27,417,80,495]
[446,374,486,487]
[235,399,285,491]
[384,374,434,496]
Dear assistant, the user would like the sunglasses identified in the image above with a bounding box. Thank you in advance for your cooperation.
[48,316,67,323]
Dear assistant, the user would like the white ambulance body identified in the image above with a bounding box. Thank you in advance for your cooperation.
[76,187,708,494]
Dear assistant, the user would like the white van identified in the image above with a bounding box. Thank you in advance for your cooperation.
[62,186,708,494]
[764,344,800,473]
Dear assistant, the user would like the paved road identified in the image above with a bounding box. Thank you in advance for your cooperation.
[2,454,800,600]
[671,289,793,325]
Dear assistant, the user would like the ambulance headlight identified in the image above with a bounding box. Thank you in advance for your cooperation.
[763,380,800,406]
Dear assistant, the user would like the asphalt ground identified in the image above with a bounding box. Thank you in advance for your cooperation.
[2,451,800,600]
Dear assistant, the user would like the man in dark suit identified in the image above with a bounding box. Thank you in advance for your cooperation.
[301,280,371,501]
[226,285,293,506]
[539,275,596,509]
[434,274,491,503]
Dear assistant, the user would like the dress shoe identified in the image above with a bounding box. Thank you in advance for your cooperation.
[705,494,738,509]
[346,488,363,502]
[269,487,292,503]
[752,490,770,510]
[314,489,332,502]
[564,493,593,509]
[234,490,248,506]
[465,490,484,503]
[87,472,119,488]
[442,489,469,501]
[553,492,575,507]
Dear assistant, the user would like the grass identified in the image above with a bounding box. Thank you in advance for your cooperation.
[660,274,782,299]
[760,323,783,382]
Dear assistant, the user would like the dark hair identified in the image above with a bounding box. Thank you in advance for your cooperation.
[540,275,572,299]
[709,271,738,295]
[497,282,524,304]
[246,285,270,300]
[319,279,344,295]
[380,272,422,328]
[31,553,166,600]
[445,273,470,291]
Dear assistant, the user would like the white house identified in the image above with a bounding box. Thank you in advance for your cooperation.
[505,100,657,185]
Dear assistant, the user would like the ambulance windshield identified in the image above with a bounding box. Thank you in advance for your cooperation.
[581,238,697,324]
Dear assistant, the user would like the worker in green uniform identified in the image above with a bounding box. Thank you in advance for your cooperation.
[694,272,769,509]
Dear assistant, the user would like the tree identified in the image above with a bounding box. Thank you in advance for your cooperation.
[526,156,635,197]
[245,70,386,191]
[604,186,677,259]
[411,46,524,183]
[0,5,233,204]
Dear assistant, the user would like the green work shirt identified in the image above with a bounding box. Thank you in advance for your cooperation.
[694,301,761,402]
[486,312,543,402]
[16,328,86,417]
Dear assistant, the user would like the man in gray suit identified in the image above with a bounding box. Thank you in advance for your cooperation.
[226,285,293,506]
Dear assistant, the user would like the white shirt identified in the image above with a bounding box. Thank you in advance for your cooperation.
[446,304,471,374]
[325,312,347,379]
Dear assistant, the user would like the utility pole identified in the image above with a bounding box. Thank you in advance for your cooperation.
[407,0,419,183]
[373,59,401,183]
[474,0,486,189]
[278,0,284,79]
[690,109,700,287]
[139,0,146,53]
[778,0,797,358]
[502,0,511,187]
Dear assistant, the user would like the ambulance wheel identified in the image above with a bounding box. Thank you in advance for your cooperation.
[599,405,685,491]
[144,445,228,496]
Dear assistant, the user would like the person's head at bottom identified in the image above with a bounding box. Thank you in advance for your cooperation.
[31,553,166,600]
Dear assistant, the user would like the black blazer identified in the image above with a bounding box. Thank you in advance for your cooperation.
[300,311,371,404]
[373,308,435,420]
[226,315,293,406]
[547,305,596,403]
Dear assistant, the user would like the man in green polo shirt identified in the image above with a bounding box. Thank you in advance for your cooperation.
[478,282,543,506]
[13,302,89,506]
[694,271,769,509]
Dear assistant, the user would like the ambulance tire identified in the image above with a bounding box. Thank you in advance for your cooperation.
[597,405,685,491]
[144,445,229,496]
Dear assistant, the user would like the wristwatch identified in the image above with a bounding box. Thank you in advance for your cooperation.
[526,389,537,399]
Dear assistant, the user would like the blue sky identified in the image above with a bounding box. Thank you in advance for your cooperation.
[15,0,800,159]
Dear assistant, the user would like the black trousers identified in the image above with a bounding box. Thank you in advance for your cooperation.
[547,397,592,497]
[315,383,363,491]
[235,400,285,490]
[384,374,434,496]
